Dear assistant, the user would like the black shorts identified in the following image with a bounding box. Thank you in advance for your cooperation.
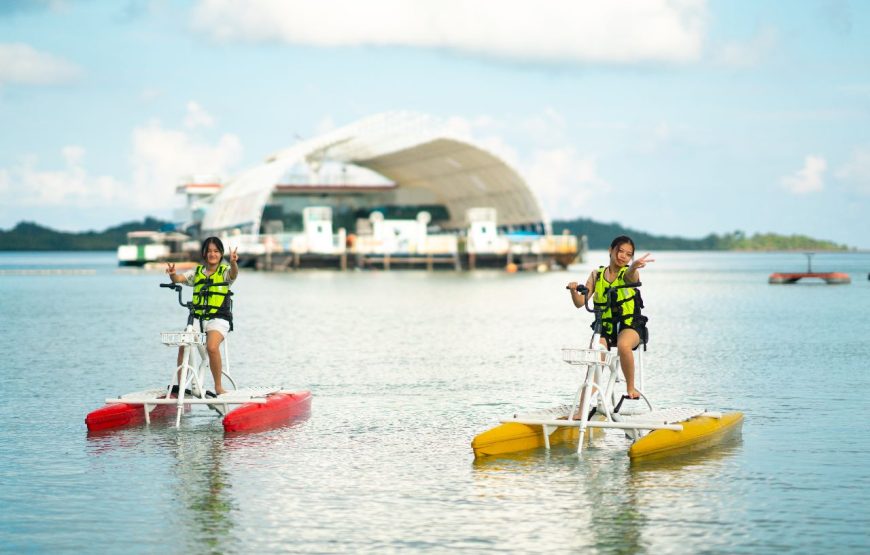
[600,318,648,350]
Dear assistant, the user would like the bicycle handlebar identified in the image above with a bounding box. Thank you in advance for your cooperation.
[160,282,190,310]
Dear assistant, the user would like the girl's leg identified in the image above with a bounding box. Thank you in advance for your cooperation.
[616,329,641,398]
[205,331,226,395]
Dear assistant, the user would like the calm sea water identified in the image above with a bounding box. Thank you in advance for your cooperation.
[1,251,868,554]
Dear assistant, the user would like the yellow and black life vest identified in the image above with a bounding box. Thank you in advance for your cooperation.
[593,265,644,337]
[192,264,233,327]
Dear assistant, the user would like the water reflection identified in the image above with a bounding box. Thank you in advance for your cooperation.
[165,428,238,554]
[85,413,311,554]
[628,432,744,474]
[471,441,648,553]
[470,430,744,554]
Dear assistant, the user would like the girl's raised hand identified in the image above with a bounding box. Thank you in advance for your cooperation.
[630,253,655,270]
[230,247,239,263]
[166,262,176,275]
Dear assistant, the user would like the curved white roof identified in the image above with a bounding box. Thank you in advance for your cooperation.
[202,112,548,234]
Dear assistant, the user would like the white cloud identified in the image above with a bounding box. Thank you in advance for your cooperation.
[0,105,244,217]
[191,0,707,65]
[526,148,611,219]
[130,120,243,210]
[0,42,80,85]
[781,155,827,195]
[715,26,778,68]
[183,101,215,129]
[438,112,609,219]
[2,148,125,207]
[140,87,164,102]
[835,145,870,194]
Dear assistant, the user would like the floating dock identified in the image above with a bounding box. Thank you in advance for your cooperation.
[769,253,850,284]
[768,272,850,284]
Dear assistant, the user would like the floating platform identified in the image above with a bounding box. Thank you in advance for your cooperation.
[768,272,850,284]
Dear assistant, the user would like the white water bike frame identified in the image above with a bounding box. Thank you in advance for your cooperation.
[504,281,688,455]
[159,283,237,426]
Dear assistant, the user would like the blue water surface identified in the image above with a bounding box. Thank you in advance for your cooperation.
[1,250,868,554]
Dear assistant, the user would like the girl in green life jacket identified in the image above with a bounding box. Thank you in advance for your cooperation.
[567,235,654,399]
[166,236,239,396]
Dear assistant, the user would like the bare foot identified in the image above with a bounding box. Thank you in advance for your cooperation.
[626,388,640,400]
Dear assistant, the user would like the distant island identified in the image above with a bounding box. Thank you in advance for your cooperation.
[0,216,852,251]
[552,217,850,251]
[0,218,169,251]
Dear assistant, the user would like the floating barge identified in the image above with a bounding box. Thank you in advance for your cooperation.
[768,272,850,284]
[769,253,851,284]
[151,206,582,272]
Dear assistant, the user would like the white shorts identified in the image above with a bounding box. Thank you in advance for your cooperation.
[193,318,230,338]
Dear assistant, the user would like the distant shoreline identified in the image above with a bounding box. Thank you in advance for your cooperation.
[0,217,854,252]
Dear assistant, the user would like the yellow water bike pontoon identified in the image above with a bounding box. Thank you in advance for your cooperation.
[472,281,743,462]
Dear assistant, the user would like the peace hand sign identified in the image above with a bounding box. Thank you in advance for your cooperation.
[630,253,655,271]
[229,247,239,264]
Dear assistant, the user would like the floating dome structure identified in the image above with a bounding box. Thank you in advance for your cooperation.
[201,112,550,236]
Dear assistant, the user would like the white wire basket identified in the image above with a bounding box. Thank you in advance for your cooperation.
[561,348,615,366]
[161,331,206,346]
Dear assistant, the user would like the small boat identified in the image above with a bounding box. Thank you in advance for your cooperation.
[117,230,189,267]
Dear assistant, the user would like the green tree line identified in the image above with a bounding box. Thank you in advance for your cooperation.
[552,218,850,251]
[0,216,850,251]
[0,218,169,251]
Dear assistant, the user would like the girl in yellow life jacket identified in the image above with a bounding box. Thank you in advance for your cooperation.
[166,236,239,396]
[566,235,654,399]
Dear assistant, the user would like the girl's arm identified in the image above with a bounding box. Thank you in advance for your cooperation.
[567,271,596,308]
[626,253,654,283]
[228,247,239,281]
[165,262,185,284]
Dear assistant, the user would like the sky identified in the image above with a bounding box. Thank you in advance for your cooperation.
[1,0,868,247]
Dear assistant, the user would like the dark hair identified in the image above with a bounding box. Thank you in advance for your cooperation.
[200,236,225,259]
[610,235,635,252]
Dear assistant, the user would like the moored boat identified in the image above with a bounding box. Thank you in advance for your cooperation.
[117,230,189,266]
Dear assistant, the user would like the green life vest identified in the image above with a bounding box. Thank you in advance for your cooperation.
[593,265,641,336]
[192,264,233,325]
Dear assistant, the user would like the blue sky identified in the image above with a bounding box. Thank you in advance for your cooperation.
[1,0,868,247]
